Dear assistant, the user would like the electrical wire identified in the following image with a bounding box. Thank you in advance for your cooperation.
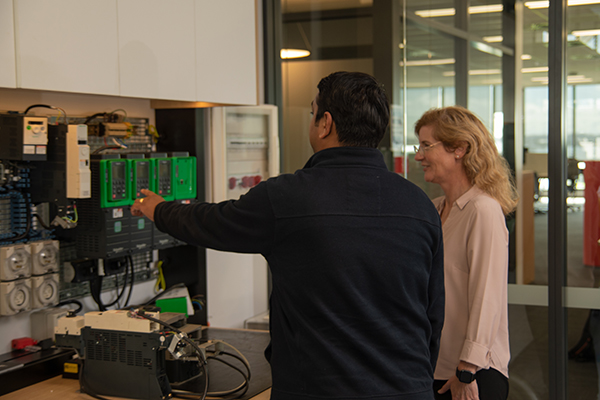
[134,310,209,400]
[155,260,166,293]
[32,213,52,230]
[55,299,83,315]
[23,104,68,124]
[91,145,122,154]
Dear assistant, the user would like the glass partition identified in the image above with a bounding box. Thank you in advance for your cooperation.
[276,0,600,398]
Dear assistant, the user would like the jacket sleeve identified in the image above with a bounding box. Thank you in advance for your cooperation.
[153,181,276,255]
[460,202,509,368]
[428,225,445,370]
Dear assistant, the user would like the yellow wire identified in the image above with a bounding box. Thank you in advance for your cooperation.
[149,125,159,143]
[155,261,166,292]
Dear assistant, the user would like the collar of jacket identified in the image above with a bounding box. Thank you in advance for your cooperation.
[302,146,388,170]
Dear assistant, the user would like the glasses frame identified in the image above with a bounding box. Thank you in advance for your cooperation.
[414,141,442,155]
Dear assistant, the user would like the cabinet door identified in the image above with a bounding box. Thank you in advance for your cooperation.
[195,0,257,105]
[14,0,119,95]
[0,0,16,88]
[117,0,196,101]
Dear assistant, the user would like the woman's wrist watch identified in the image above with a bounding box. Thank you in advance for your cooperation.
[455,368,476,383]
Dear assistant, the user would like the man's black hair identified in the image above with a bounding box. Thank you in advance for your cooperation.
[315,71,389,148]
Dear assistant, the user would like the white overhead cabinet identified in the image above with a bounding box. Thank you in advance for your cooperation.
[117,0,197,101]
[13,0,120,96]
[195,0,257,105]
[0,0,16,88]
[6,0,257,104]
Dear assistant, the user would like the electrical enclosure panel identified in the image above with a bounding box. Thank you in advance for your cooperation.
[0,244,32,281]
[66,124,91,198]
[0,279,32,315]
[0,114,48,161]
[30,240,60,275]
[31,308,69,342]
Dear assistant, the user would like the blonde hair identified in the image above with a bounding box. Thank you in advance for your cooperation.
[415,106,519,215]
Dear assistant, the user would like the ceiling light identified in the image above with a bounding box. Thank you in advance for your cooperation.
[399,58,455,66]
[415,4,502,18]
[522,66,549,73]
[469,5,504,13]
[443,69,501,76]
[483,36,503,43]
[531,75,593,83]
[280,49,310,59]
[525,0,600,9]
[521,54,532,60]
[572,29,600,36]
[415,8,455,17]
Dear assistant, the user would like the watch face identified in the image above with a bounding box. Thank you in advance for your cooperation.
[456,369,476,383]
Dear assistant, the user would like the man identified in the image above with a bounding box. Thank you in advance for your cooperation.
[132,71,444,400]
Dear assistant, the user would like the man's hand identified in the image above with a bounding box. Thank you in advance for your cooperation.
[130,189,165,222]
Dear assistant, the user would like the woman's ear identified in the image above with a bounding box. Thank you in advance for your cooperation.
[455,142,468,158]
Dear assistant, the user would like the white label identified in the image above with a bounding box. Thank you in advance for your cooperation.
[113,208,123,218]
[23,145,35,154]
[36,146,47,154]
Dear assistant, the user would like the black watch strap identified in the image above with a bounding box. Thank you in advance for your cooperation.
[455,368,476,383]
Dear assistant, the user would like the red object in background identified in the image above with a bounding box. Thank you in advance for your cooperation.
[254,175,262,186]
[228,177,237,190]
[12,337,37,350]
[394,157,406,174]
[584,161,600,267]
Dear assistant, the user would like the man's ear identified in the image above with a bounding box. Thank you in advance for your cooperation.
[319,111,334,139]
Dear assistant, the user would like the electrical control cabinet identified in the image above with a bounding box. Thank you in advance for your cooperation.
[74,205,131,259]
[0,279,32,315]
[0,114,48,161]
[0,244,32,281]
[30,240,60,275]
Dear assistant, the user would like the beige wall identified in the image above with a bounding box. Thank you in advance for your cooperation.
[281,58,373,173]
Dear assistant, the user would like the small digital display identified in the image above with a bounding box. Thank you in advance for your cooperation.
[137,163,149,179]
[159,162,171,178]
[112,164,124,180]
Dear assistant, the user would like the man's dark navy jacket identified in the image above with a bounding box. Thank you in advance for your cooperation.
[155,146,444,400]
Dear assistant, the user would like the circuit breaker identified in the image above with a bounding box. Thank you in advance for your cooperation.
[0,114,48,161]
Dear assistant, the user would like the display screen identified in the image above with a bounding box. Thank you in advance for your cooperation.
[159,162,171,178]
[112,163,124,180]
[137,163,149,179]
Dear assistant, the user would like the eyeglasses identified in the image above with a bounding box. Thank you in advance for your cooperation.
[414,142,442,155]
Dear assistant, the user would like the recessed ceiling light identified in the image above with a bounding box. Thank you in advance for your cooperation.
[280,49,310,59]
[399,58,455,66]
[415,4,503,18]
[521,54,532,60]
[525,0,600,9]
[572,29,600,36]
[522,66,549,73]
[483,36,503,43]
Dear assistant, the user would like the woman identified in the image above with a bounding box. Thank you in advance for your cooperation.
[414,106,518,400]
